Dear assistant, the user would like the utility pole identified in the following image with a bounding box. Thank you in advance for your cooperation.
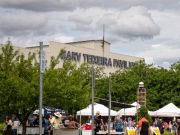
[108,74,112,135]
[102,24,105,57]
[91,66,95,135]
[39,42,45,135]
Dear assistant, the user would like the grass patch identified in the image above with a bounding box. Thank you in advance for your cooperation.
[0,122,5,135]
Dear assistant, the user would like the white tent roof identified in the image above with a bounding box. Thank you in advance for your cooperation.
[117,102,140,116]
[152,103,180,117]
[76,103,117,116]
[148,111,157,116]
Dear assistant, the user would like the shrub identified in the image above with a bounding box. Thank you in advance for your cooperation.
[0,122,5,134]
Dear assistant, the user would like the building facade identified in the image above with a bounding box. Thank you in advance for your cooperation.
[15,40,143,74]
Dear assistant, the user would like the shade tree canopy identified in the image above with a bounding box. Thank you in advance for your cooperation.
[0,43,180,124]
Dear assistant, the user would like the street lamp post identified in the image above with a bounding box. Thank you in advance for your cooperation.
[91,66,95,135]
[108,74,112,135]
[39,42,45,135]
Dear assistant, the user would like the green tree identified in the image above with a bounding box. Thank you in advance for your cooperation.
[44,60,92,113]
[0,43,39,134]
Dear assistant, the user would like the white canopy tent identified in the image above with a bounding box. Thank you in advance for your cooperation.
[76,103,117,116]
[117,102,140,116]
[148,111,157,116]
[151,103,180,117]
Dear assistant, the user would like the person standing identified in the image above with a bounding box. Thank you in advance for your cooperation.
[114,115,123,132]
[137,114,148,135]
[169,121,172,132]
[3,125,14,135]
[137,115,148,129]
[43,116,50,135]
[4,116,13,131]
[156,118,164,135]
[94,111,102,135]
[5,116,13,126]
[140,121,151,135]
[177,119,180,135]
[127,117,134,128]
[171,121,177,135]
[27,113,35,126]
[50,112,62,129]
[12,114,20,135]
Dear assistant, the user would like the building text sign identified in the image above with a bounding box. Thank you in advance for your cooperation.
[61,50,135,68]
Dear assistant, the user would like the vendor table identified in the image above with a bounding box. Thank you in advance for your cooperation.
[82,130,92,135]
[26,127,44,134]
[53,128,79,135]
[97,131,124,135]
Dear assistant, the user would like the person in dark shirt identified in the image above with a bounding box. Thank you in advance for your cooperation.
[94,111,102,135]
[27,113,34,126]
[43,116,50,135]
[140,121,150,135]
[33,115,39,126]
[3,125,14,135]
[156,119,164,134]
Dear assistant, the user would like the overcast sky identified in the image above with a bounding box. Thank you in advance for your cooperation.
[0,0,180,68]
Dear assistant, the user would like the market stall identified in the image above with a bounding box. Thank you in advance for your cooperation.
[117,102,140,116]
[77,103,117,116]
[151,103,180,117]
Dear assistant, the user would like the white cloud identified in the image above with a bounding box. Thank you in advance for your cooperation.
[150,10,180,40]
[0,0,78,11]
[68,9,93,25]
[0,10,48,36]
[1,0,179,12]
[67,7,106,32]
[151,44,161,48]
[97,6,160,39]
[0,1,180,68]
[68,6,160,39]
[51,34,74,43]
[138,43,180,67]
[1,34,75,48]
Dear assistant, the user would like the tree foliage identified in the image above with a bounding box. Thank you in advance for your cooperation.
[135,106,152,123]
[0,42,180,126]
[95,61,180,111]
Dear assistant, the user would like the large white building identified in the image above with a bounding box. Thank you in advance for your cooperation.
[2,40,144,74]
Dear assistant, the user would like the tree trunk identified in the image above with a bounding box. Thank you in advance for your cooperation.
[22,121,26,135]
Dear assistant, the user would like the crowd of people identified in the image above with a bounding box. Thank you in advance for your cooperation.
[135,115,180,135]
[2,111,180,135]
[3,112,80,135]
[91,111,180,135]
[93,111,136,135]
[3,114,20,135]
[26,112,80,135]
